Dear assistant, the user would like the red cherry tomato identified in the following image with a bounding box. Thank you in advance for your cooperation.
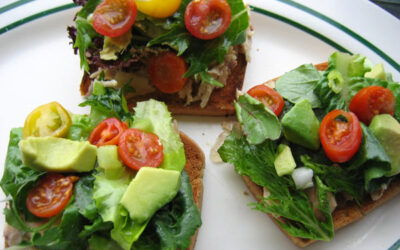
[184,0,231,40]
[92,0,137,37]
[247,84,285,116]
[89,117,128,147]
[118,128,164,170]
[349,86,395,125]
[148,52,188,93]
[319,110,362,163]
[26,173,79,218]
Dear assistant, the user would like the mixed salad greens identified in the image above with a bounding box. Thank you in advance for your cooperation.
[1,84,201,249]
[70,0,249,88]
[218,52,400,241]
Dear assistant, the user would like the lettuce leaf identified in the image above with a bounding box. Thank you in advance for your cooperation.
[79,83,134,125]
[275,64,322,108]
[74,17,101,72]
[348,124,391,192]
[73,0,102,72]
[218,130,334,241]
[92,170,147,250]
[300,155,364,201]
[235,94,281,144]
[92,171,133,223]
[88,235,122,250]
[132,99,186,172]
[0,128,45,225]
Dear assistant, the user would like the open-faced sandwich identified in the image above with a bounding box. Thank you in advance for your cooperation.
[1,83,204,249]
[68,0,251,116]
[217,51,400,247]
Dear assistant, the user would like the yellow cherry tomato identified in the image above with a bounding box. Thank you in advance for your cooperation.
[23,102,72,139]
[135,0,181,18]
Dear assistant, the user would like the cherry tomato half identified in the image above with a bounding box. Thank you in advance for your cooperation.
[247,85,285,116]
[92,0,137,37]
[319,110,362,163]
[89,117,128,147]
[118,128,163,170]
[148,51,188,93]
[27,173,79,218]
[349,86,395,125]
[136,0,181,18]
[184,0,231,40]
[23,102,72,139]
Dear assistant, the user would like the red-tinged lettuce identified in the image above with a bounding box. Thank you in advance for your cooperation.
[235,94,281,145]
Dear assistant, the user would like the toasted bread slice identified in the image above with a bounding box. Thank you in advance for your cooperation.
[4,132,205,249]
[241,62,400,247]
[80,45,248,116]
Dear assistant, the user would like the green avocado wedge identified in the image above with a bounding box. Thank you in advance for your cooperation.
[369,114,400,176]
[281,99,320,150]
[19,136,97,172]
[120,167,181,224]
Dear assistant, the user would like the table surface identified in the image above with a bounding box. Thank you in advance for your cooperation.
[372,0,400,19]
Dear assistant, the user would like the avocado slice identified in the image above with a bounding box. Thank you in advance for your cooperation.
[120,167,181,223]
[19,136,97,172]
[274,144,296,176]
[281,99,320,150]
[369,114,400,176]
[97,145,124,179]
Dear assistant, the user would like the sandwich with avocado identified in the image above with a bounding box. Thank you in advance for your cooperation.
[68,0,251,116]
[1,84,204,249]
[217,52,400,247]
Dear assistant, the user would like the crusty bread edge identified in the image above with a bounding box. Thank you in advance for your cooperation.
[180,132,205,250]
[240,61,400,247]
[4,133,205,249]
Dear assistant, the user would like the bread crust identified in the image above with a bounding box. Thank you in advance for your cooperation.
[4,133,205,249]
[180,132,205,250]
[240,62,400,247]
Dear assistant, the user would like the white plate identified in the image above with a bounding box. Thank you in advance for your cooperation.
[1,0,400,249]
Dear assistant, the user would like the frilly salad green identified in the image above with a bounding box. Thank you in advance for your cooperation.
[218,51,400,242]
[1,85,201,249]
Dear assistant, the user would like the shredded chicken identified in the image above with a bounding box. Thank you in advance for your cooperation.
[195,83,216,108]
[305,187,337,221]
[243,24,254,62]
[178,45,242,107]
[370,183,388,201]
[178,79,195,105]
[210,122,235,163]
